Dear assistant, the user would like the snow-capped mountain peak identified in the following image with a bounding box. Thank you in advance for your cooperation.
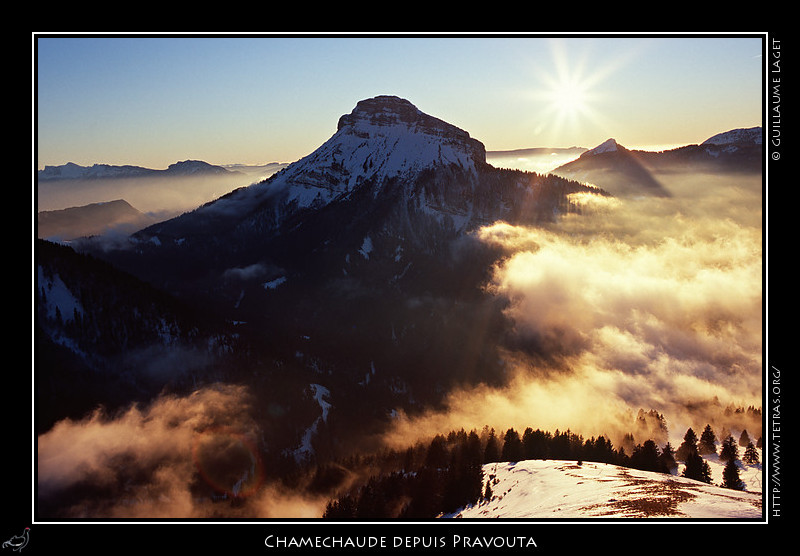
[275,95,486,200]
[37,159,238,181]
[581,138,622,157]
[180,96,489,227]
[336,95,486,167]
[125,94,602,289]
[701,126,762,146]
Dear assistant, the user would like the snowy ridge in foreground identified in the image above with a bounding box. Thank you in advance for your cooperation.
[448,460,762,519]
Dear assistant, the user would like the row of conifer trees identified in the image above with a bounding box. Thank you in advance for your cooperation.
[322,422,760,519]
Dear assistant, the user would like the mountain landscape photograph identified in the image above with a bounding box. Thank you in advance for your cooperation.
[29,32,776,552]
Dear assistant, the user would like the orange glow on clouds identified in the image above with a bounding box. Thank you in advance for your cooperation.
[385,170,762,449]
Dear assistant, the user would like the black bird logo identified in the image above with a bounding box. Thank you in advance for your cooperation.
[2,528,29,552]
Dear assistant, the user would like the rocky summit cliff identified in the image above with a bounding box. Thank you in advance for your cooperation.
[335,95,487,168]
[133,96,491,241]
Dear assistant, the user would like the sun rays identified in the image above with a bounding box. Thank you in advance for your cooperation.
[539,73,594,132]
[528,38,650,145]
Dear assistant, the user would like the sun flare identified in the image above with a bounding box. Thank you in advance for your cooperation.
[532,70,601,141]
[548,77,590,118]
[528,38,644,144]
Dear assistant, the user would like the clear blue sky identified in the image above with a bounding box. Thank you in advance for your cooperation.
[35,33,764,169]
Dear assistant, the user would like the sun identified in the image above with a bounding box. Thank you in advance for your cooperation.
[527,38,628,144]
[548,77,590,119]
[532,72,597,140]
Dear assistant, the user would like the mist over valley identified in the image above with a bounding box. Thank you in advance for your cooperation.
[34,96,764,522]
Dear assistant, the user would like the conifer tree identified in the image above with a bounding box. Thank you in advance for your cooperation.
[719,435,739,464]
[593,435,615,464]
[721,459,745,490]
[522,427,550,460]
[676,428,698,461]
[699,424,717,455]
[501,428,523,462]
[522,427,536,459]
[466,430,483,465]
[424,435,449,469]
[617,446,630,468]
[630,440,662,473]
[323,493,357,519]
[483,429,500,463]
[738,429,751,447]
[743,442,760,465]
[403,466,445,519]
[621,432,636,456]
[659,442,678,473]
[682,446,712,484]
[465,430,485,502]
[483,477,493,501]
[442,431,484,513]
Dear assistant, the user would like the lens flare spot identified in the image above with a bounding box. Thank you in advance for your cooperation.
[192,427,264,498]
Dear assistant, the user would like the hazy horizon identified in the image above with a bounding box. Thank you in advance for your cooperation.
[37,139,709,170]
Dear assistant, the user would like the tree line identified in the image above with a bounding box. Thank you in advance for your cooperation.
[675,424,760,490]
[322,420,761,519]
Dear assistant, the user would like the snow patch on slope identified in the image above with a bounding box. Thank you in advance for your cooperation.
[263,276,287,290]
[293,384,332,462]
[447,459,762,519]
[37,266,83,323]
[582,138,620,157]
[358,236,373,259]
[701,127,762,146]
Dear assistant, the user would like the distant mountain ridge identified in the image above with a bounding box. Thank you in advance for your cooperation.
[38,159,242,181]
[487,146,586,157]
[552,127,762,197]
[581,138,622,156]
[572,127,763,162]
[553,137,672,197]
[701,126,762,146]
[37,199,158,241]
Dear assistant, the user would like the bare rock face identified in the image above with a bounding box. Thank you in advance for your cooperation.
[336,95,487,167]
[337,95,426,130]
